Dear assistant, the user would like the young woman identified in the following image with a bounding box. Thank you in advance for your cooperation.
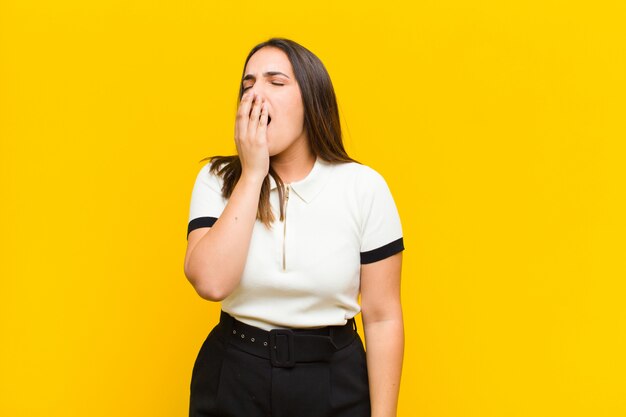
[184,37,405,417]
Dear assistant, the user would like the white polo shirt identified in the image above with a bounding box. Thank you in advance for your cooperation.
[187,156,404,330]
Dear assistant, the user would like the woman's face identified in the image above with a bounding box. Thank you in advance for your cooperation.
[241,47,308,157]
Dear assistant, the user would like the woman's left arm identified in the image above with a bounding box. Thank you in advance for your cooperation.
[360,251,404,417]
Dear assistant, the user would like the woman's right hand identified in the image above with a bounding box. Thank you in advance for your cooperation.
[234,91,270,183]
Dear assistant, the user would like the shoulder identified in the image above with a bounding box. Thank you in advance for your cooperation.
[330,160,386,182]
[330,161,391,195]
[193,160,225,194]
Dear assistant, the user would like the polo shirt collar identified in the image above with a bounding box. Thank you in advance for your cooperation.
[269,156,334,203]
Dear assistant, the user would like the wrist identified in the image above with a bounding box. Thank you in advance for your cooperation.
[239,172,266,188]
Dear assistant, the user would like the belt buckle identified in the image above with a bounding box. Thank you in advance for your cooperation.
[269,329,295,368]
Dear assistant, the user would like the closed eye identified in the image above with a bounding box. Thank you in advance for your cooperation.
[242,82,285,92]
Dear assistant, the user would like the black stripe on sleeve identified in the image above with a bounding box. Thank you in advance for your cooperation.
[360,237,405,264]
[187,216,218,240]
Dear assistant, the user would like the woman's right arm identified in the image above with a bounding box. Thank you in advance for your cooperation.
[184,91,269,301]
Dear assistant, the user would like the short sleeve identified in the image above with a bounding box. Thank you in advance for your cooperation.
[359,168,405,264]
[187,162,227,240]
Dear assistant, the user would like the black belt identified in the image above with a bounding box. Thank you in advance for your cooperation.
[217,311,358,368]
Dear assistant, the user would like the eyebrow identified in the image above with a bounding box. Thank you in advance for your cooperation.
[242,71,291,82]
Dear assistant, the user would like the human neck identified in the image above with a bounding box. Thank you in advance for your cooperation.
[270,148,316,184]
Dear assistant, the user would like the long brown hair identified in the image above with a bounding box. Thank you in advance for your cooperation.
[199,37,359,228]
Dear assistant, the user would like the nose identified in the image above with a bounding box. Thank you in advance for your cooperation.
[247,83,268,101]
[253,92,266,103]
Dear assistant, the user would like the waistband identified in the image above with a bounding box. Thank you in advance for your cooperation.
[217,311,358,368]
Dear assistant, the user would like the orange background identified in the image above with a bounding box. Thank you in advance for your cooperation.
[1,1,625,416]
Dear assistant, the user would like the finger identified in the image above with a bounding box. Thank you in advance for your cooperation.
[236,91,255,139]
[256,102,268,140]
[247,96,263,134]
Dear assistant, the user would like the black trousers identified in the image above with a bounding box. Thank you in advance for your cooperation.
[189,311,371,417]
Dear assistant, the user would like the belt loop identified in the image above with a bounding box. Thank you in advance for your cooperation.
[329,325,337,349]
[220,310,233,338]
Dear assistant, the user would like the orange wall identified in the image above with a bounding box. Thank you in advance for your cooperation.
[1,1,625,416]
